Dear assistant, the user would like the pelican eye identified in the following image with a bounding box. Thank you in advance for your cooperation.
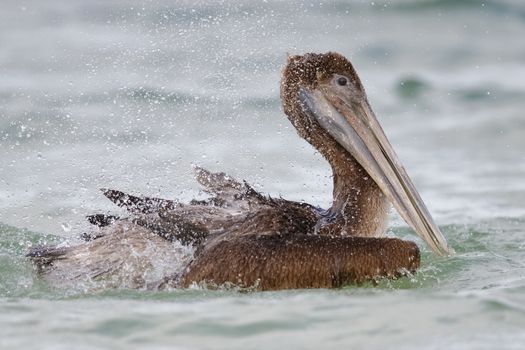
[337,76,348,86]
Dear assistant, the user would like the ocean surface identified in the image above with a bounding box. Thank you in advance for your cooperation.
[1,0,525,348]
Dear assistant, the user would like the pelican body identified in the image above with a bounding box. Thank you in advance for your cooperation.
[29,52,450,291]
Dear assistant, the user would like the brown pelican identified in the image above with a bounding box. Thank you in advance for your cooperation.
[29,52,450,291]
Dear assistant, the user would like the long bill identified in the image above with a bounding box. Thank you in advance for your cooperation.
[299,87,451,256]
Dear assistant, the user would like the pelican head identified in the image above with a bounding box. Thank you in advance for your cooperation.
[281,52,450,256]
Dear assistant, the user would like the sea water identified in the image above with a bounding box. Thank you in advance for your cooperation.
[1,0,525,348]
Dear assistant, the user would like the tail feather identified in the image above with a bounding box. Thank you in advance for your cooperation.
[101,189,177,214]
[193,165,244,194]
[192,165,268,206]
[86,214,119,227]
[27,245,70,266]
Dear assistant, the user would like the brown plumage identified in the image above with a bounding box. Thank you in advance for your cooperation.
[181,236,419,290]
[26,52,444,291]
[281,52,390,237]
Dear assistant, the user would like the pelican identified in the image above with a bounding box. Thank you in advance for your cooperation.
[29,52,450,291]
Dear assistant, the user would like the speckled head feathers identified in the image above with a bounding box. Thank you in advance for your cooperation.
[279,52,364,156]
[280,52,363,115]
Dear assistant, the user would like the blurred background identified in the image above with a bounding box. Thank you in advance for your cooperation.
[1,1,525,349]
[2,0,524,235]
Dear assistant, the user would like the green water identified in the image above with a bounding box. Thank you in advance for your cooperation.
[1,0,525,348]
